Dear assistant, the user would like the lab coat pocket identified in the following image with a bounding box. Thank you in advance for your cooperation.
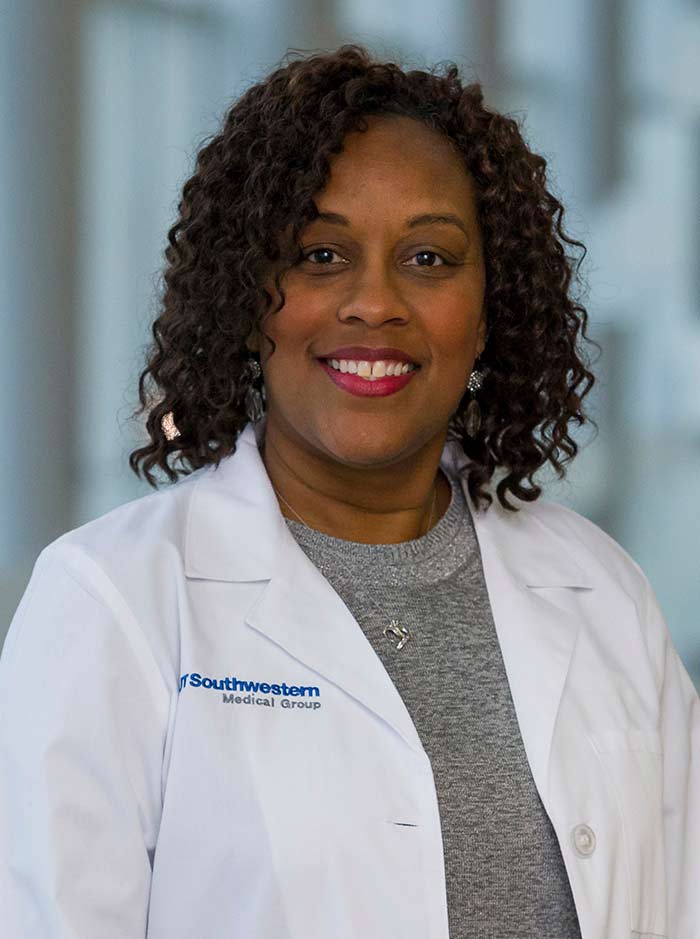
[588,728,667,938]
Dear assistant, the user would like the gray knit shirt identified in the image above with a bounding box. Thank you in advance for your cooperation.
[284,469,582,938]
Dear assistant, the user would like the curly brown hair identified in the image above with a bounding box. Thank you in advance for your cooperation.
[128,43,599,513]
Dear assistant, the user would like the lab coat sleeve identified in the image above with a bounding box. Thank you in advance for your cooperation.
[643,575,700,937]
[0,543,171,938]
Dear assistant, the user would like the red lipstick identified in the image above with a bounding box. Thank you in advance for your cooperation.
[317,346,417,364]
[317,359,418,398]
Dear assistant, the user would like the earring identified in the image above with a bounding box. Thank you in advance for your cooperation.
[161,411,180,440]
[465,365,486,438]
[244,356,266,422]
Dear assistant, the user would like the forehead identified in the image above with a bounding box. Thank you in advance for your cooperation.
[313,115,477,217]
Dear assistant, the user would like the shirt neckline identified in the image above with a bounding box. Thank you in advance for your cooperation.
[283,469,468,566]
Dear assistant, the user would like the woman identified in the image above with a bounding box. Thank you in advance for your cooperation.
[0,44,697,939]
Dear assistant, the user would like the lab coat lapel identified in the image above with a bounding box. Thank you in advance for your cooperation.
[185,420,426,756]
[444,440,595,806]
[244,535,427,755]
[470,510,591,805]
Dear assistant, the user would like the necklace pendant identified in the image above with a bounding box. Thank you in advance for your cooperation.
[383,620,411,650]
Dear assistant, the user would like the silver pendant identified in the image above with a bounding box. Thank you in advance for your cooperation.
[383,620,411,650]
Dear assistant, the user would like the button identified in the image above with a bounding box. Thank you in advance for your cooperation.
[571,823,596,857]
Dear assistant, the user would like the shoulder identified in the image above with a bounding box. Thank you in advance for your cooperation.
[23,469,210,689]
[527,496,643,569]
[523,498,675,668]
[538,497,644,573]
[41,467,206,581]
[448,442,648,600]
[498,495,674,690]
[483,490,649,604]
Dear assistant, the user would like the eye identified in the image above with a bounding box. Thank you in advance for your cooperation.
[301,247,348,266]
[300,247,454,269]
[405,250,450,268]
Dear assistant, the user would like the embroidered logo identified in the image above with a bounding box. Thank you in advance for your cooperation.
[179,672,322,710]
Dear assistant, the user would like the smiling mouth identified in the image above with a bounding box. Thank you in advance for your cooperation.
[318,357,418,380]
[317,358,419,398]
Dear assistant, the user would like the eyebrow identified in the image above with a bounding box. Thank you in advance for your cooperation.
[312,210,470,239]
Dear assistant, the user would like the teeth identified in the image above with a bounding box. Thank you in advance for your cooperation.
[325,358,416,381]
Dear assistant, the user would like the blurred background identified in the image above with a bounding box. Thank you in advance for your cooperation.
[1,0,699,688]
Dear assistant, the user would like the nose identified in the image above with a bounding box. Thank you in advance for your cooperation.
[336,262,410,328]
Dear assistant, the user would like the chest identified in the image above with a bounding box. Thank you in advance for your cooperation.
[149,572,666,939]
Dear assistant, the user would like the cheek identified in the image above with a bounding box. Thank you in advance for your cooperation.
[263,295,326,353]
[259,301,325,398]
[431,308,482,362]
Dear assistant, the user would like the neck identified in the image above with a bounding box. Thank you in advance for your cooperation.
[261,422,451,545]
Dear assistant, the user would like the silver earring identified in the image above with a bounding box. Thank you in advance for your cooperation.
[244,356,265,422]
[465,366,486,438]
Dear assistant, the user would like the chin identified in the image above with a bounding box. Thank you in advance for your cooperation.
[318,424,421,468]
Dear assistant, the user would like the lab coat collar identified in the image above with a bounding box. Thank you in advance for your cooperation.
[184,418,592,590]
[184,419,594,800]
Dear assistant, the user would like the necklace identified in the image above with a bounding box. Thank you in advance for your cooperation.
[271,479,439,652]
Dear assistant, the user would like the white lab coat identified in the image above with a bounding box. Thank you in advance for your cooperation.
[0,420,698,939]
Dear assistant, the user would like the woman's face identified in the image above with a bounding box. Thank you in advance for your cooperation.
[251,114,487,470]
